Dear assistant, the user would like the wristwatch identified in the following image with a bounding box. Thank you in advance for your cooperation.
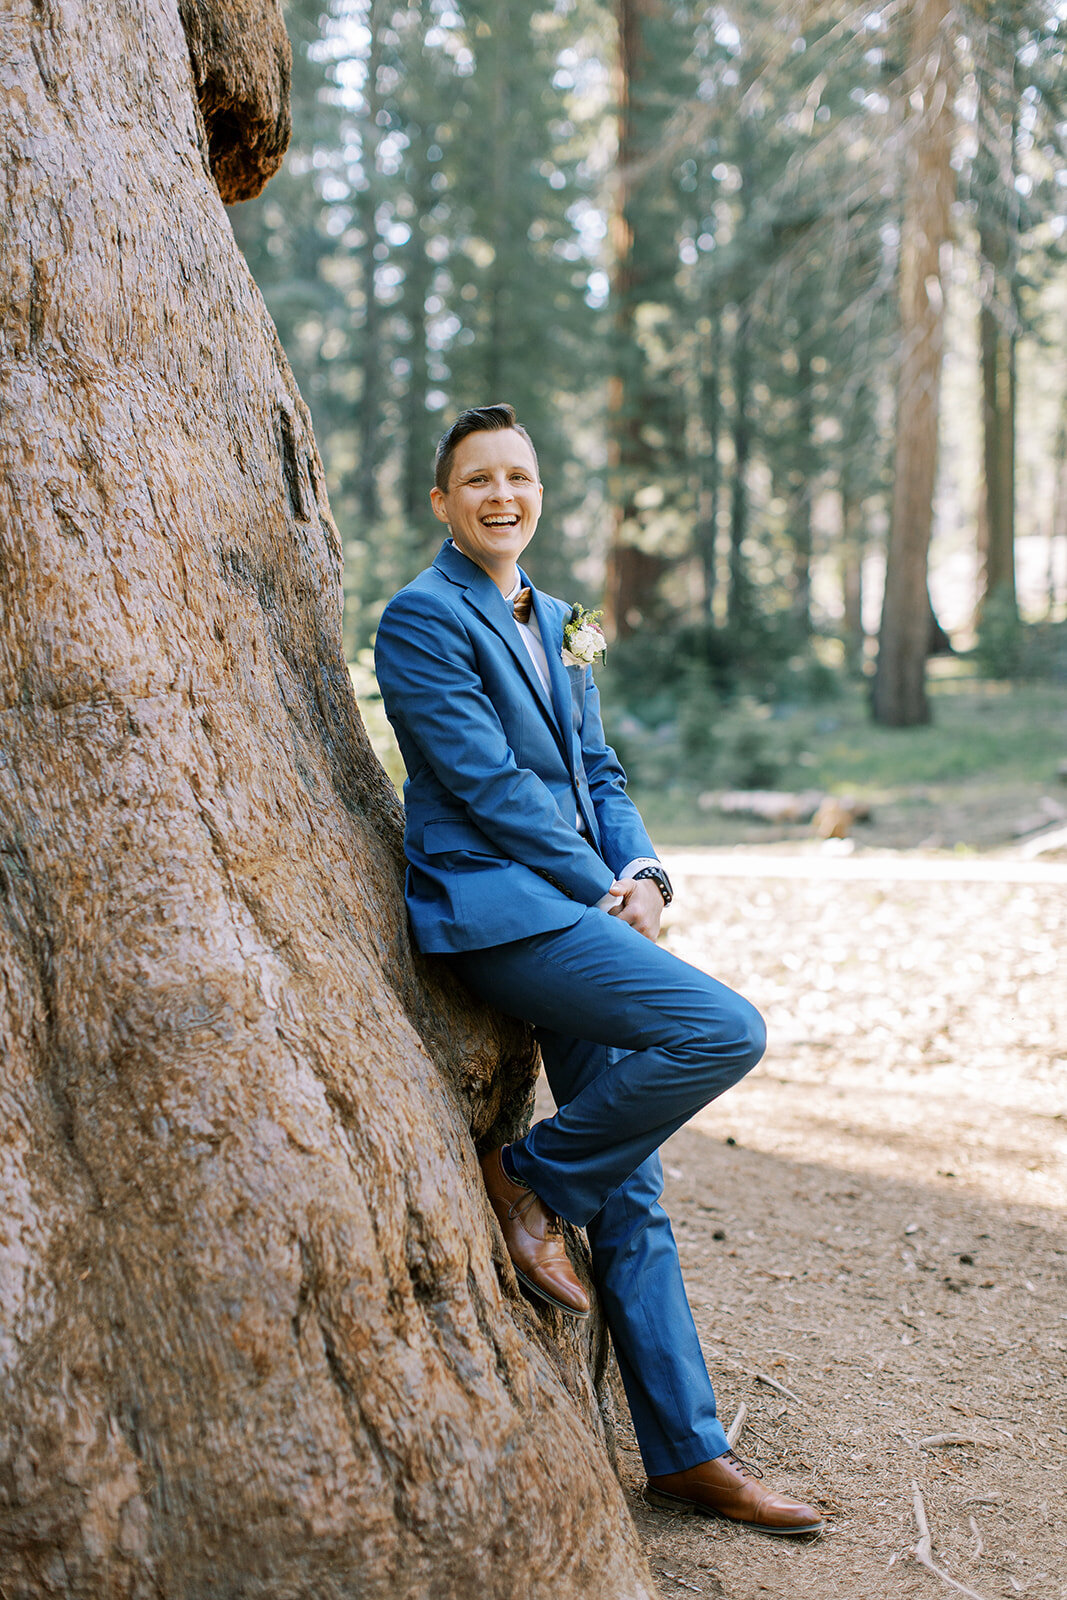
[633,863,673,907]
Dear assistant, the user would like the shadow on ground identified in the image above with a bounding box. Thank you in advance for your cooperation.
[620,1126,1066,1600]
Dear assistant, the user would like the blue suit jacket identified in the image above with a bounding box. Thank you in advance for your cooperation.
[374,540,656,954]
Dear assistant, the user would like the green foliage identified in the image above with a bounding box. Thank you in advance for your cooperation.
[621,673,1067,847]
[789,673,1067,791]
[232,0,1067,693]
[602,596,842,726]
[718,717,782,789]
[597,598,846,799]
[975,586,1026,677]
[975,598,1067,682]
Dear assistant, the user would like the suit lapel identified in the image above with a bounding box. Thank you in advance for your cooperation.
[465,581,559,731]
[432,542,603,846]
[433,542,562,744]
[533,588,601,842]
[532,587,572,751]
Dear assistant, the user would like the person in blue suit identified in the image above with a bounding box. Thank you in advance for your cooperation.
[374,404,823,1536]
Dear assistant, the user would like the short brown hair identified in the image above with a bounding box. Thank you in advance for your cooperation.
[433,403,539,493]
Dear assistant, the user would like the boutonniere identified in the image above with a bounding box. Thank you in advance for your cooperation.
[562,603,607,668]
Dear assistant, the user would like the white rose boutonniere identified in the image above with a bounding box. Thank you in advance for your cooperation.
[562,603,607,669]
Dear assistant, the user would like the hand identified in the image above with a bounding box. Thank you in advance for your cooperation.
[605,877,663,942]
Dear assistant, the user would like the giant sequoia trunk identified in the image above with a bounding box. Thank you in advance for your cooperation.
[0,3,654,1595]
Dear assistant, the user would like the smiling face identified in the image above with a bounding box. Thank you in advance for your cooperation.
[430,428,543,594]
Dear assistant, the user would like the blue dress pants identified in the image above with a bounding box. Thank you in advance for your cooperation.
[450,905,766,1476]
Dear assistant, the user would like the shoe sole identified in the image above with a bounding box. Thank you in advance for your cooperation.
[644,1484,824,1536]
[514,1266,591,1320]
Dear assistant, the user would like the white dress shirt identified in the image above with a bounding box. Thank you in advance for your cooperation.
[501,574,661,911]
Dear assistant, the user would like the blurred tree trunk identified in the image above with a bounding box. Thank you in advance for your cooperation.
[788,337,815,635]
[975,46,1019,617]
[696,303,723,621]
[872,0,956,726]
[978,288,1017,610]
[1051,318,1067,615]
[480,0,512,398]
[400,160,434,531]
[728,302,754,626]
[0,3,654,1596]
[839,482,866,674]
[354,0,386,528]
[604,0,676,638]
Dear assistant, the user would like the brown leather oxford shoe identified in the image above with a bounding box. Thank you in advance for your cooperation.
[479,1147,590,1319]
[646,1451,824,1536]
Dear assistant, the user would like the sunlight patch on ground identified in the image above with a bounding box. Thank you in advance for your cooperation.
[662,856,1066,1214]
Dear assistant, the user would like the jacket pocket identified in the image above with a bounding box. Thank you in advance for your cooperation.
[420,817,507,859]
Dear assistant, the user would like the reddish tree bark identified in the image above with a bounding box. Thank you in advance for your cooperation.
[872,0,956,726]
[0,3,654,1594]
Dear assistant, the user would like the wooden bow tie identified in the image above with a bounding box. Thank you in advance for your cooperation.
[513,586,533,624]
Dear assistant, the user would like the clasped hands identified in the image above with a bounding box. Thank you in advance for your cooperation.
[605,876,663,941]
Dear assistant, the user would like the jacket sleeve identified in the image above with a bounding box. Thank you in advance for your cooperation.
[374,591,616,906]
[575,666,658,873]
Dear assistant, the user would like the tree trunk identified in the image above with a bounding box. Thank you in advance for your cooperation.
[788,341,815,636]
[839,483,865,674]
[604,0,670,638]
[975,53,1018,618]
[871,0,955,726]
[696,304,722,621]
[354,0,386,530]
[977,270,1017,612]
[0,4,654,1596]
[400,168,434,531]
[1051,320,1067,616]
[728,304,753,626]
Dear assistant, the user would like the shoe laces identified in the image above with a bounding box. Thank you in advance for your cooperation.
[722,1449,764,1481]
[506,1186,535,1221]
[507,1187,562,1235]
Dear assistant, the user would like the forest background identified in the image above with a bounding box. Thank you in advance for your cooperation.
[230,0,1067,833]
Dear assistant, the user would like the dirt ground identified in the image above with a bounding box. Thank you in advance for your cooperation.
[578,848,1066,1600]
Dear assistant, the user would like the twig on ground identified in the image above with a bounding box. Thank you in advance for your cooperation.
[910,1480,993,1600]
[754,1372,804,1404]
[656,1569,703,1594]
[726,1402,748,1449]
[912,1479,934,1565]
[918,1433,996,1449]
[743,1425,778,1452]
[969,1516,984,1559]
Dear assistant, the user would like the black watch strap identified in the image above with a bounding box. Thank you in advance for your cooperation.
[633,863,673,906]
